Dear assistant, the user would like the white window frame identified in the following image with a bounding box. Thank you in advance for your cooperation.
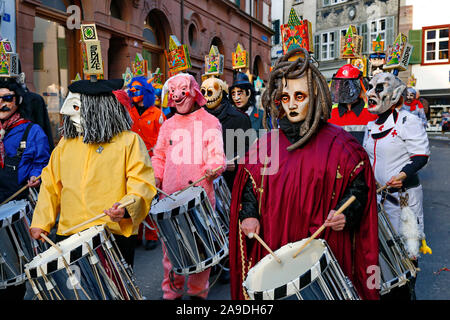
[369,18,387,46]
[320,31,335,61]
[424,27,449,63]
[323,0,348,7]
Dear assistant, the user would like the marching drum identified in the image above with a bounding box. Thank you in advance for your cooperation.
[243,239,360,300]
[0,199,44,289]
[150,186,228,275]
[378,203,417,295]
[213,176,231,235]
[24,225,142,300]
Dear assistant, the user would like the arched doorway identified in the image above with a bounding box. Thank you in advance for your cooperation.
[142,9,171,78]
[253,55,264,79]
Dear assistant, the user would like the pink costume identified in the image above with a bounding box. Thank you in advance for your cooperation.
[152,74,226,299]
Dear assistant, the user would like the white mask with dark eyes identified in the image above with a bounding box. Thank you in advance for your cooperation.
[60,92,82,133]
[366,72,406,115]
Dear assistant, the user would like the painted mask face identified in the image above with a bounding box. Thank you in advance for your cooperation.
[60,92,82,132]
[405,90,416,104]
[231,87,250,109]
[201,77,224,109]
[366,72,406,114]
[0,88,18,121]
[128,80,144,104]
[280,77,310,123]
[167,75,196,114]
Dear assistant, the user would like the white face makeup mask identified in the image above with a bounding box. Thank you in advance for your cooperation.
[60,92,82,133]
[280,77,310,123]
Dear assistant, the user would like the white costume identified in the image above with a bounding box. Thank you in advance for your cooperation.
[363,109,430,238]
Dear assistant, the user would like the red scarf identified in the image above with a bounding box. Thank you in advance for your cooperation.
[404,99,423,111]
[0,112,29,168]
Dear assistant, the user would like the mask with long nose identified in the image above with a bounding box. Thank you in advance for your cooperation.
[167,74,207,114]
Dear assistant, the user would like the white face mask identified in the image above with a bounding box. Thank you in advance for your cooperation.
[366,73,406,115]
[60,92,82,133]
[280,77,310,123]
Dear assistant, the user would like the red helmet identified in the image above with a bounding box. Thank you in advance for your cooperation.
[333,64,361,79]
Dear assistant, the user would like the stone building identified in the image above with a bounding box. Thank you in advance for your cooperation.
[14,0,273,143]
[310,0,400,79]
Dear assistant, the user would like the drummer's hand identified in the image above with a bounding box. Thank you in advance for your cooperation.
[205,169,218,182]
[104,202,126,222]
[30,227,48,241]
[386,172,407,188]
[27,176,40,188]
[324,211,346,231]
[155,177,162,189]
[241,217,260,237]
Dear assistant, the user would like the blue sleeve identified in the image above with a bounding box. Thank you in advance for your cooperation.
[18,124,51,183]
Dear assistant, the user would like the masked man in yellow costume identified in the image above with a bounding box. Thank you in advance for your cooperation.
[30,79,156,267]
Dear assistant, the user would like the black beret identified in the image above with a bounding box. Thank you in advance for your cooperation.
[68,79,124,95]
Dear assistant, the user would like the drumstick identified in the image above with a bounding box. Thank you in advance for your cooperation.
[248,232,282,264]
[293,195,356,258]
[40,233,63,254]
[0,175,41,206]
[61,198,136,235]
[175,156,240,195]
[376,185,389,193]
[154,185,175,200]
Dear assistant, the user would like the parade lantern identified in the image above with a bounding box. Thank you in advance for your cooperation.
[132,53,149,78]
[0,39,19,78]
[408,74,417,88]
[165,35,192,77]
[351,56,368,77]
[369,34,387,78]
[280,8,313,57]
[232,43,249,71]
[122,67,133,87]
[80,24,104,80]
[254,76,264,93]
[205,45,224,77]
[152,68,164,89]
[383,33,414,73]
[340,25,363,60]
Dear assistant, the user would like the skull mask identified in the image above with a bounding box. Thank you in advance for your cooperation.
[200,77,227,109]
[366,72,406,115]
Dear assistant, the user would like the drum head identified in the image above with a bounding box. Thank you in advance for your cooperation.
[244,239,330,299]
[150,186,207,219]
[0,200,31,229]
[25,225,107,278]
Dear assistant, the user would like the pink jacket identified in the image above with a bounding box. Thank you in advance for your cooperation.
[152,108,226,208]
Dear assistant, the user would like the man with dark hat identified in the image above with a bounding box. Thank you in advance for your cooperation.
[230,72,266,132]
[30,79,156,267]
[0,76,51,300]
[328,64,377,144]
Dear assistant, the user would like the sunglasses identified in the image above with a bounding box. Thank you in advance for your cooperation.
[0,94,15,102]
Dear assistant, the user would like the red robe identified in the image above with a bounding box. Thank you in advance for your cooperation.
[229,123,379,300]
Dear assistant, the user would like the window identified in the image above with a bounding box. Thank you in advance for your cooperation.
[320,31,335,60]
[188,24,198,49]
[323,0,348,6]
[272,19,280,45]
[424,26,449,64]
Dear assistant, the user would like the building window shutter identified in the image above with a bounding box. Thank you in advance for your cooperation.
[334,30,339,59]
[314,35,320,60]
[386,16,395,47]
[273,20,280,45]
[360,23,368,54]
[408,29,422,64]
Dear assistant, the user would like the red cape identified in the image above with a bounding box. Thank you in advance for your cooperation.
[229,123,379,300]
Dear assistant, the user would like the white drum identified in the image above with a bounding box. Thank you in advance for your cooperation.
[0,199,44,288]
[213,176,231,235]
[150,186,228,275]
[378,203,417,295]
[24,225,142,300]
[243,239,360,300]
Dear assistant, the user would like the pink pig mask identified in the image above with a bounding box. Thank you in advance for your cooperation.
[167,74,207,114]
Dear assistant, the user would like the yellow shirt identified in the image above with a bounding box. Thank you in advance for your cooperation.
[31,131,156,237]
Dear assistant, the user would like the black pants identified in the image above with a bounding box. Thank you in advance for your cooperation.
[55,233,137,268]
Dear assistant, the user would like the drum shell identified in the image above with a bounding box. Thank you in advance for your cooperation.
[149,186,228,275]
